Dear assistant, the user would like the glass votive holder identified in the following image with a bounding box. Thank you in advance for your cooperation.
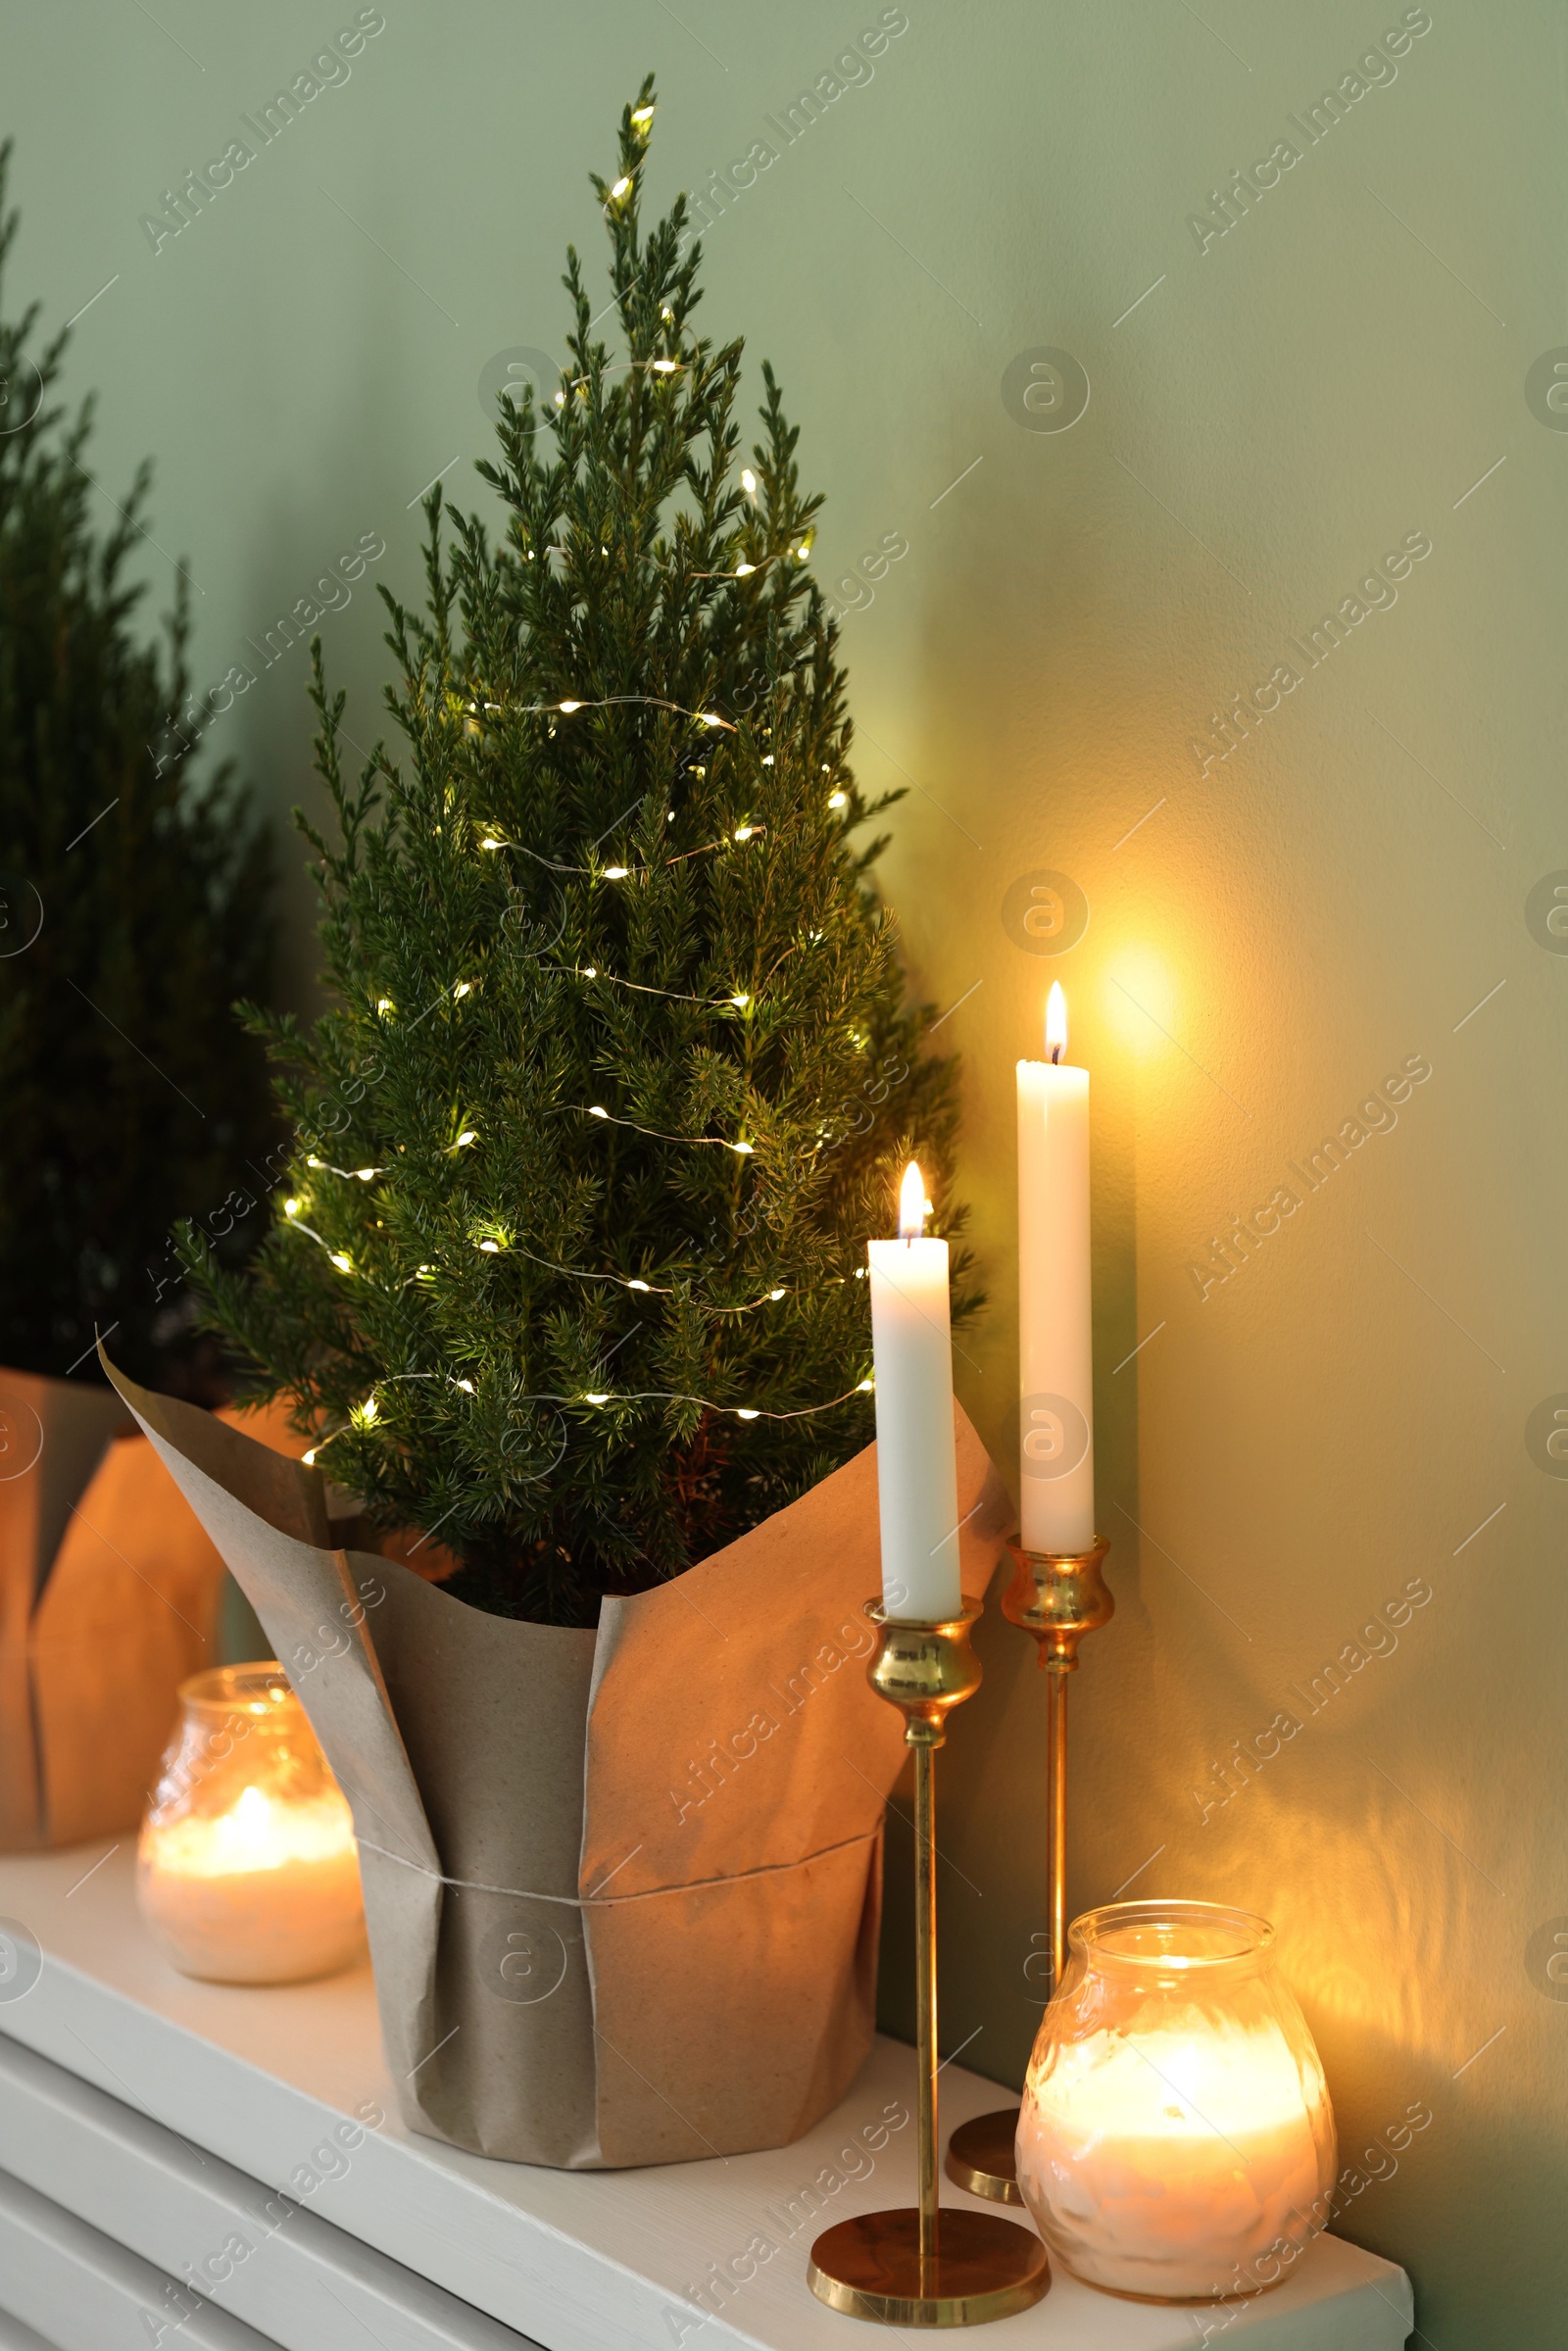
[137,1662,366,1985]
[1015,1899,1336,2303]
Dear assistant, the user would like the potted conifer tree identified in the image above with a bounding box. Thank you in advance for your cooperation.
[115,84,1004,2167]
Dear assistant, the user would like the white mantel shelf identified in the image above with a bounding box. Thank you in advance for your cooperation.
[0,1847,1412,2351]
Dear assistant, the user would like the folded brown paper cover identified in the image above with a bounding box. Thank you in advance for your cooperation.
[104,1353,1009,2168]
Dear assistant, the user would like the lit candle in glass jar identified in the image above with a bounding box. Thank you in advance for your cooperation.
[1016,1901,1336,2302]
[137,1664,365,1985]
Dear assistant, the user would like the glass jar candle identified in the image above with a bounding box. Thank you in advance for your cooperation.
[1016,1900,1335,2303]
[137,1663,365,1985]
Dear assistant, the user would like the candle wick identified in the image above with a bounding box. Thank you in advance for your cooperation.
[1049,1043,1064,1065]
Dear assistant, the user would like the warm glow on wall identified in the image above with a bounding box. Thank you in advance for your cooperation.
[1102,945,1178,1057]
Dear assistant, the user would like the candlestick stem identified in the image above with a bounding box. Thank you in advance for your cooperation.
[1046,1663,1068,1994]
[913,1738,938,2279]
[808,1601,1049,2327]
[944,1539,1112,2209]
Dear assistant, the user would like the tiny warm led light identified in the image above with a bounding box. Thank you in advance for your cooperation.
[603,865,629,879]
[730,992,751,1007]
[453,982,472,999]
[455,1378,474,1393]
[456,1130,477,1148]
[827,791,847,809]
[741,466,758,495]
[898,1159,927,1241]
[733,824,754,841]
[478,1239,501,1253]
[768,1288,786,1300]
[632,103,656,126]
[361,1396,379,1425]
[761,754,774,765]
[1046,980,1068,1064]
[554,390,565,407]
[627,1278,651,1292]
[701,711,723,727]
[559,699,582,712]
[857,1376,874,1391]
[734,562,756,577]
[355,1167,376,1181]
[330,1251,353,1273]
[652,358,678,372]
[307,1154,324,1169]
[284,1198,301,1217]
[611,174,632,199]
[481,837,504,851]
[583,965,599,978]
[735,1407,760,1421]
[376,997,395,1014]
[588,1105,610,1119]
[585,1392,611,1405]
[729,1140,755,1155]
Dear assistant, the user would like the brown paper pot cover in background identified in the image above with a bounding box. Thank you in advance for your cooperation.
[0,1369,313,1852]
[106,1355,1007,2169]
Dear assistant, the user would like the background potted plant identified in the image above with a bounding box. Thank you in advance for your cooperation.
[0,142,277,1849]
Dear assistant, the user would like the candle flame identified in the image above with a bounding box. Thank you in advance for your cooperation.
[898,1160,927,1240]
[1046,982,1068,1063]
[144,1780,359,1878]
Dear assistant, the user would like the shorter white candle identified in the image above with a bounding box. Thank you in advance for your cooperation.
[867,1162,962,1621]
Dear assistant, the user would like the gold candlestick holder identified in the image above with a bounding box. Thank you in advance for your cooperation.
[945,1537,1113,2207]
[808,1600,1050,2327]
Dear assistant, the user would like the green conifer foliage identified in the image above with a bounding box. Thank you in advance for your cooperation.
[0,142,275,1396]
[192,84,975,1624]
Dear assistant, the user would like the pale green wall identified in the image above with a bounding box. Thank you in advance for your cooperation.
[6,0,1562,2338]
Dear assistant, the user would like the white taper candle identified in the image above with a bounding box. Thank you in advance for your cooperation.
[867,1162,962,1620]
[1017,983,1095,1552]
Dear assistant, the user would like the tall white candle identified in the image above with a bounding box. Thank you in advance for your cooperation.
[1016,983,1095,1552]
[867,1162,962,1620]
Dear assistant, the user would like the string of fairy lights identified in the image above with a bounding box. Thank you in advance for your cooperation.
[289,205,890,1454]
[302,1368,875,1468]
[284,1173,871,1314]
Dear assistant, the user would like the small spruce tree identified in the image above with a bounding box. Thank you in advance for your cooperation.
[192,83,974,1623]
[0,141,276,1396]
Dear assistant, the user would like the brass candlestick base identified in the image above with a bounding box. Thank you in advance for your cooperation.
[808,1601,1049,2327]
[944,1537,1112,2209]
[946,2108,1026,2206]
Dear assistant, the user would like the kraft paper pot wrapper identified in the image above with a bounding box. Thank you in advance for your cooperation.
[104,1351,1010,2168]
